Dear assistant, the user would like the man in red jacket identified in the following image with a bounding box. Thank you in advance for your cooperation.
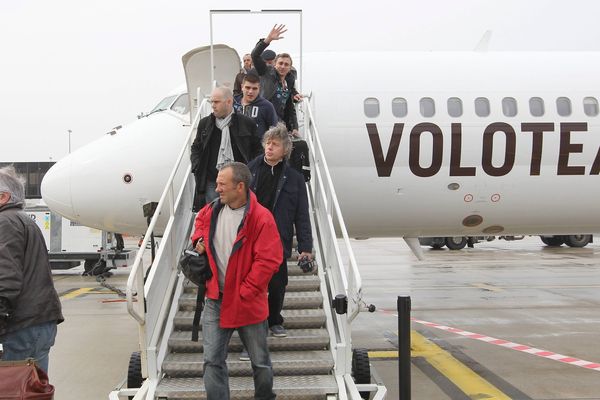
[191,162,282,400]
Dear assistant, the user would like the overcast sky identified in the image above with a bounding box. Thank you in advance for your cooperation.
[2,0,600,161]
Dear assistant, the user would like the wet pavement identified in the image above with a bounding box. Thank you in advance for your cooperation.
[48,236,600,399]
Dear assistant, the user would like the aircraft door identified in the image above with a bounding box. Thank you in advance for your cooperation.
[182,44,241,122]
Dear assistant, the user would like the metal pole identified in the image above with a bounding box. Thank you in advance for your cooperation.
[68,129,72,153]
[209,12,214,88]
[398,296,411,400]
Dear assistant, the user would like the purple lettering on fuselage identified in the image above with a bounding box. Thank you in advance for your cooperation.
[367,122,598,177]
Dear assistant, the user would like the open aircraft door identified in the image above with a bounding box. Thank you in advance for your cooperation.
[182,44,240,123]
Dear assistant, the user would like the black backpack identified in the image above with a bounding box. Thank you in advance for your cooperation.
[290,139,311,182]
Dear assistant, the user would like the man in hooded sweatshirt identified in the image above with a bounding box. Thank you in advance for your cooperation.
[234,73,278,140]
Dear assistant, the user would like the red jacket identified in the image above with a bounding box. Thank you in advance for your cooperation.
[191,191,282,328]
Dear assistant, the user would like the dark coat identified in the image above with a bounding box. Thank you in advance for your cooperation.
[0,203,64,336]
[250,39,298,132]
[248,156,312,259]
[233,94,279,139]
[190,112,262,211]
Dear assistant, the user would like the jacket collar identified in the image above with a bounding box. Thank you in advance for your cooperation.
[0,202,23,213]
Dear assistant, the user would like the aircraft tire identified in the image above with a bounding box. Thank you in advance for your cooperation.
[540,236,564,246]
[563,234,592,248]
[127,351,142,399]
[445,237,467,250]
[430,243,445,250]
[352,348,371,399]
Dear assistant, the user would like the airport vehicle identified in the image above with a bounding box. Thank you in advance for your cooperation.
[420,234,593,250]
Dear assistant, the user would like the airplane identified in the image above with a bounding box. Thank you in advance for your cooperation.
[41,44,600,255]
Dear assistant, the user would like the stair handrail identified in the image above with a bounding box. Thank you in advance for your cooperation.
[300,98,363,320]
[123,98,210,393]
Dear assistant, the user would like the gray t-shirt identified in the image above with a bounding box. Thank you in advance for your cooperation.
[213,204,245,291]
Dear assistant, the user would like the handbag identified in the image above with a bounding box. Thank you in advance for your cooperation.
[0,358,55,399]
[179,246,211,287]
[179,245,212,341]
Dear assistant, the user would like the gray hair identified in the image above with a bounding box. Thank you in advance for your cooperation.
[221,162,252,190]
[0,165,26,206]
[262,122,293,160]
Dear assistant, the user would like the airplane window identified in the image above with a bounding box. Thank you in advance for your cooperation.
[502,97,518,117]
[475,97,490,117]
[447,97,463,117]
[364,98,380,118]
[529,97,545,117]
[556,97,571,117]
[392,98,408,118]
[420,97,435,118]
[583,97,599,116]
[171,94,190,115]
[149,95,177,114]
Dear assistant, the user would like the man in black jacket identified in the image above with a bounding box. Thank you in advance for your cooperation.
[0,166,64,373]
[191,86,262,212]
[247,123,313,337]
[251,24,299,136]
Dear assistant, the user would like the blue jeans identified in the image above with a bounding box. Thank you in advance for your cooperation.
[202,298,275,400]
[1,321,57,373]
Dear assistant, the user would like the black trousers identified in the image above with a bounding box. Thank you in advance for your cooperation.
[268,260,288,327]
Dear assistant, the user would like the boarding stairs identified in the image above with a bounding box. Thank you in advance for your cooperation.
[109,47,386,400]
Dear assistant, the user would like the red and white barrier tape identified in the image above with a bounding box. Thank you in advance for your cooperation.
[379,309,600,372]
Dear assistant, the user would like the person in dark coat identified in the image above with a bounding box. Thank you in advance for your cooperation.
[233,53,252,97]
[251,24,299,136]
[233,73,278,140]
[247,123,313,337]
[190,86,262,212]
[0,166,64,373]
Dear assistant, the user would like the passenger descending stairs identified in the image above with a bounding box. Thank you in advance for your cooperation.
[154,255,339,399]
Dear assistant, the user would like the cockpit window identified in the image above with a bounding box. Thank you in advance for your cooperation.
[149,95,177,114]
[170,94,190,115]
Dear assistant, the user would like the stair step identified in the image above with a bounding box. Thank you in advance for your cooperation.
[178,291,323,311]
[168,328,330,352]
[174,309,326,331]
[183,275,320,293]
[155,375,338,399]
[163,350,333,377]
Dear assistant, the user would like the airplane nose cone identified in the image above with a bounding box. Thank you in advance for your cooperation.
[41,156,76,219]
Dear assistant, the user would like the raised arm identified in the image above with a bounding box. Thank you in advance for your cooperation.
[251,24,288,76]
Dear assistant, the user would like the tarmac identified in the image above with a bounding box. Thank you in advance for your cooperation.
[48,235,600,399]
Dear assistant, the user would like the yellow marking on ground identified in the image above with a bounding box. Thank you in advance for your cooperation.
[60,287,94,300]
[471,282,504,292]
[85,290,117,294]
[368,350,398,358]
[411,330,511,399]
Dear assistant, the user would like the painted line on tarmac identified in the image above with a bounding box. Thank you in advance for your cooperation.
[378,309,600,372]
[413,317,600,372]
[369,334,512,399]
[59,287,94,300]
[412,330,512,399]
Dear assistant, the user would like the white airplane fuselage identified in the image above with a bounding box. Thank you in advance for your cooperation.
[42,50,600,237]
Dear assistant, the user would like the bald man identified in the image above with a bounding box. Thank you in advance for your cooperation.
[191,86,262,211]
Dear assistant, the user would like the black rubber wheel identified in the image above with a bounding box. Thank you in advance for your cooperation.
[430,243,444,250]
[352,348,371,399]
[445,236,467,250]
[127,351,143,399]
[540,236,564,247]
[563,234,592,248]
[83,258,100,274]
